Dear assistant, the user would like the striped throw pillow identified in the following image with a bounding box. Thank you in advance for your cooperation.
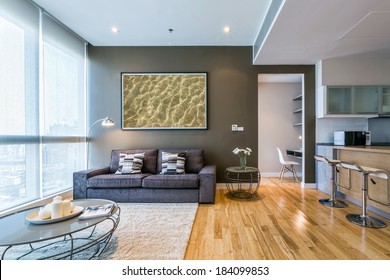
[115,153,144,174]
[160,152,186,175]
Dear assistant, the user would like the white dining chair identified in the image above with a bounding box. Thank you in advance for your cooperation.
[277,147,299,182]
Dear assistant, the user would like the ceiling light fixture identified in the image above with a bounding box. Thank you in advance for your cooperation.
[111,27,119,33]
[223,26,231,33]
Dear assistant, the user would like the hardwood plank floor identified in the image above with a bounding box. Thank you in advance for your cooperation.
[185,177,390,260]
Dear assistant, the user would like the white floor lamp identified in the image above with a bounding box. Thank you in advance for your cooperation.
[87,117,115,169]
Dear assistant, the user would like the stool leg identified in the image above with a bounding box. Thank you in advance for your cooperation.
[319,165,348,208]
[346,173,386,228]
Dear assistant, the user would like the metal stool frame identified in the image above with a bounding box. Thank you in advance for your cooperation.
[314,155,348,208]
[339,162,389,229]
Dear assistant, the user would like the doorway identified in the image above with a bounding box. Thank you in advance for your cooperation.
[258,74,305,185]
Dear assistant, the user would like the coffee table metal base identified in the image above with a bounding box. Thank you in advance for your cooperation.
[0,200,120,260]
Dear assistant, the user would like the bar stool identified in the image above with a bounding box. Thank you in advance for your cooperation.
[314,155,348,208]
[339,162,389,228]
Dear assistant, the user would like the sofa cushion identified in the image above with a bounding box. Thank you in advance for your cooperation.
[110,149,157,174]
[160,152,186,175]
[115,152,144,174]
[87,173,152,188]
[157,149,204,174]
[142,174,199,189]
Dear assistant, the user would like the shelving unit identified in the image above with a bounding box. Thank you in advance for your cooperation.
[292,93,303,164]
[292,94,303,126]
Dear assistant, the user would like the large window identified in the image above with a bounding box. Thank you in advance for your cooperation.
[0,0,86,213]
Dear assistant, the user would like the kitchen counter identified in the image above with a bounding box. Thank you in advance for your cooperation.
[315,144,390,219]
[333,146,390,217]
[333,145,390,154]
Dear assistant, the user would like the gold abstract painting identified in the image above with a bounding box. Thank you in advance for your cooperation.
[121,73,207,129]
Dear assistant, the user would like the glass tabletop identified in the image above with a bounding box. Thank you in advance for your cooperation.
[0,199,117,246]
[225,166,259,173]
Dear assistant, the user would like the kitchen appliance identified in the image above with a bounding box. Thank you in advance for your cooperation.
[333,131,371,146]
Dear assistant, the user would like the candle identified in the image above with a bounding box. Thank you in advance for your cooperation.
[38,205,51,220]
[63,199,71,216]
[51,200,63,219]
[53,195,62,202]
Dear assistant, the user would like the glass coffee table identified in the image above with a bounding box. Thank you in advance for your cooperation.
[225,166,261,199]
[0,199,120,260]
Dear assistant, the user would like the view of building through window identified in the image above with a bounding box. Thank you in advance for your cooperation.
[0,4,86,213]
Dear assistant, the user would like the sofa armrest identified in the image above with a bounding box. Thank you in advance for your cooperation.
[73,167,110,199]
[198,165,216,203]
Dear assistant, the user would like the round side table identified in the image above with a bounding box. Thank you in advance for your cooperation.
[224,166,261,199]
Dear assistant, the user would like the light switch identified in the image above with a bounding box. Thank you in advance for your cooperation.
[232,124,238,131]
[237,127,244,131]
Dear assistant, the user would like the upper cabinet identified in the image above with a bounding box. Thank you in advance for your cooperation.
[317,85,389,118]
[382,87,390,113]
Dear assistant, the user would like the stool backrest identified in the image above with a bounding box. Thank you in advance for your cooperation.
[314,155,327,164]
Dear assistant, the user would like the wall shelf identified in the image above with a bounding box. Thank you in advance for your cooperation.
[293,108,303,114]
[292,94,302,101]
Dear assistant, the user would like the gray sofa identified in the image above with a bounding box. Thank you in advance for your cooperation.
[73,148,216,203]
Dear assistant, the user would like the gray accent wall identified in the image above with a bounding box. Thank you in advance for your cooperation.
[88,46,315,183]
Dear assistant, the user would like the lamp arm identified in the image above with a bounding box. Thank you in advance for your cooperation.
[86,118,105,169]
[87,118,106,139]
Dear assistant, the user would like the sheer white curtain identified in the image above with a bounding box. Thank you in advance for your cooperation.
[0,0,86,213]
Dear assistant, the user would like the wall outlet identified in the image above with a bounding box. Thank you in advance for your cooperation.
[237,126,244,131]
[232,124,238,131]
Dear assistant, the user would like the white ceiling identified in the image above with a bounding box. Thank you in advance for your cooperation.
[258,74,303,83]
[32,0,272,47]
[32,0,390,65]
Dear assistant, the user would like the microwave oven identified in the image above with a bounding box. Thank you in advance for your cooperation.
[333,131,371,146]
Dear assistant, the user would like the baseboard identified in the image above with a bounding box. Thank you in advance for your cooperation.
[261,172,303,178]
[301,182,317,189]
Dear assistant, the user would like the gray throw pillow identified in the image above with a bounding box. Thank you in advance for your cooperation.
[160,152,186,175]
[115,152,144,174]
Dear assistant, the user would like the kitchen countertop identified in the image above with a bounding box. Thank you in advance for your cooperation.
[332,146,390,154]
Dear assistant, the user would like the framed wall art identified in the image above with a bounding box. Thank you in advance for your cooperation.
[121,72,207,130]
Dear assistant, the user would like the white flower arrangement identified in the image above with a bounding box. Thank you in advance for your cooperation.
[233,147,252,156]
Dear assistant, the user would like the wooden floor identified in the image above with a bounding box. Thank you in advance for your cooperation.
[185,177,390,260]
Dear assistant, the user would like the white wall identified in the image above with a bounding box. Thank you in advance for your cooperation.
[258,82,302,176]
[321,51,390,85]
[314,49,390,142]
[316,118,368,143]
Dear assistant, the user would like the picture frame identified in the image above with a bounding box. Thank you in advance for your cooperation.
[121,72,207,130]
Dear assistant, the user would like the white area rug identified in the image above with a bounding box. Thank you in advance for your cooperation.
[0,203,198,260]
[101,203,198,260]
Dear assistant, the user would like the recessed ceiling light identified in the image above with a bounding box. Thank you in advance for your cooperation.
[223,26,231,33]
[111,27,119,33]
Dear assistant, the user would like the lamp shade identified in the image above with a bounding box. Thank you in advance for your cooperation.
[101,117,115,126]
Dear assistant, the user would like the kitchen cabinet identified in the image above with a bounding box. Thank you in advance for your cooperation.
[327,86,352,114]
[382,86,390,113]
[317,85,389,117]
[354,86,379,113]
